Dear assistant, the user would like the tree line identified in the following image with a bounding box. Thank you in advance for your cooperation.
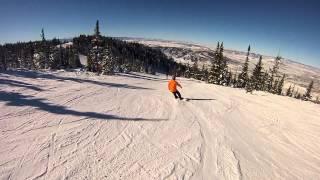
[179,43,317,103]
[0,21,185,76]
[0,20,318,103]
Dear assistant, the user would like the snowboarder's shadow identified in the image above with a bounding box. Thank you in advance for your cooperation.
[185,98,216,101]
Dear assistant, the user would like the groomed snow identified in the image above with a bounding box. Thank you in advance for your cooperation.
[0,70,319,179]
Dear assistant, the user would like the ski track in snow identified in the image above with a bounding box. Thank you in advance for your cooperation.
[0,70,320,180]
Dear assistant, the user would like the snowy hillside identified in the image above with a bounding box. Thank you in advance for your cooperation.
[1,70,320,179]
[122,38,320,96]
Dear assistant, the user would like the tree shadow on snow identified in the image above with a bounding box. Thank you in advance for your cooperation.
[0,70,152,90]
[0,79,44,91]
[117,73,166,82]
[0,91,167,122]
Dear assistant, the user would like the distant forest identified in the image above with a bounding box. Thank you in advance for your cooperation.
[0,20,318,104]
[0,23,184,76]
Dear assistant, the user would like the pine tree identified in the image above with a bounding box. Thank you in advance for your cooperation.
[58,44,64,67]
[303,81,314,101]
[25,43,35,70]
[215,42,220,57]
[184,63,191,78]
[219,42,224,55]
[237,45,250,88]
[209,42,221,84]
[200,64,208,82]
[261,71,269,91]
[218,42,228,85]
[0,46,6,71]
[273,79,279,94]
[38,28,50,69]
[231,73,238,87]
[286,84,292,96]
[245,78,254,93]
[94,20,101,37]
[190,60,200,79]
[34,48,48,69]
[87,52,94,71]
[102,47,115,75]
[88,46,103,73]
[296,93,301,99]
[68,47,80,68]
[291,85,296,97]
[41,28,46,41]
[207,65,215,84]
[49,47,60,69]
[209,42,228,85]
[276,74,285,95]
[267,56,281,92]
[88,20,104,73]
[225,70,232,86]
[293,87,299,98]
[251,55,264,91]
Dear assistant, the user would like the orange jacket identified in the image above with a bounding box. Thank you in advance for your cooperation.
[168,80,181,92]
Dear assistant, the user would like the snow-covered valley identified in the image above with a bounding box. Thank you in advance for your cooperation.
[123,38,320,97]
[1,70,319,179]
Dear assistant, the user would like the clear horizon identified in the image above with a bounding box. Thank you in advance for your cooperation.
[1,0,320,68]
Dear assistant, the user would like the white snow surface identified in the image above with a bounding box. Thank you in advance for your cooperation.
[56,42,73,48]
[1,70,320,180]
[124,38,210,51]
[79,54,88,66]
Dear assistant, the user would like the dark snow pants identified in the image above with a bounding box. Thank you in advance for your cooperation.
[172,90,183,100]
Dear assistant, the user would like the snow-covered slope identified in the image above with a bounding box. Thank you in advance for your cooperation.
[122,38,320,96]
[1,70,320,179]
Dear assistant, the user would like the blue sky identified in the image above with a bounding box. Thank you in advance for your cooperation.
[1,0,319,67]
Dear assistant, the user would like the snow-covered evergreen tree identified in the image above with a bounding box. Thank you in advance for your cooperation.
[245,78,254,93]
[231,73,238,87]
[184,63,191,78]
[101,47,115,75]
[266,56,281,92]
[208,42,228,85]
[88,46,103,73]
[68,47,80,68]
[237,45,250,88]
[225,70,232,86]
[296,93,301,99]
[34,28,50,69]
[276,74,285,95]
[286,84,292,96]
[190,60,200,79]
[273,79,279,94]
[250,56,264,91]
[0,46,7,70]
[291,85,296,97]
[208,42,221,84]
[34,50,47,69]
[218,42,228,85]
[88,20,104,73]
[49,47,60,69]
[207,65,215,84]
[200,64,209,82]
[94,20,101,37]
[303,80,314,101]
[41,28,46,41]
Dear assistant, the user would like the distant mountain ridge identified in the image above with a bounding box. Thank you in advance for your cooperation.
[120,37,320,96]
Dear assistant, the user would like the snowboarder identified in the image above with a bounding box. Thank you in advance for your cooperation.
[168,75,183,100]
